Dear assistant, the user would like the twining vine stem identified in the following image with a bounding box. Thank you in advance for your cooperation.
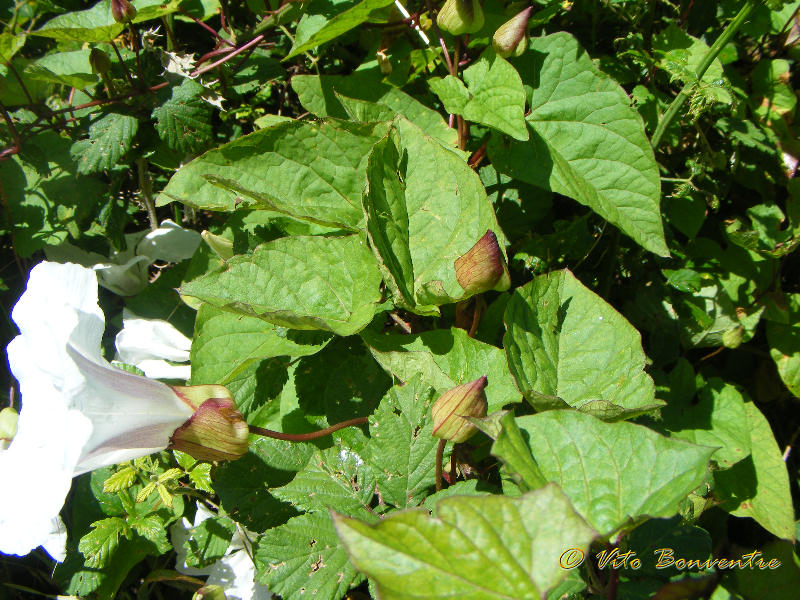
[249,416,368,442]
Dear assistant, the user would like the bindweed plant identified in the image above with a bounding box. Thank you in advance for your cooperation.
[0,0,799,599]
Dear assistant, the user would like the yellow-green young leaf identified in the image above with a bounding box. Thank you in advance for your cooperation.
[180,234,383,336]
[0,33,26,62]
[430,49,528,141]
[157,118,388,222]
[504,269,662,419]
[157,468,184,484]
[334,486,597,600]
[292,74,456,146]
[33,0,181,43]
[156,484,173,509]
[715,401,795,541]
[136,482,157,504]
[516,410,714,536]
[287,0,396,59]
[488,32,668,256]
[103,466,136,493]
[79,517,128,568]
[255,512,360,600]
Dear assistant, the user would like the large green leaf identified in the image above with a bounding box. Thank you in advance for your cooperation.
[504,270,662,419]
[362,117,506,310]
[180,234,383,336]
[152,78,213,154]
[157,119,388,224]
[430,49,528,140]
[363,377,444,508]
[292,74,457,146]
[255,512,361,600]
[516,410,714,536]
[190,303,331,386]
[488,33,668,256]
[33,0,181,43]
[287,0,395,59]
[70,112,139,174]
[334,485,596,600]
[0,32,25,62]
[24,50,97,88]
[361,327,519,413]
[715,401,795,541]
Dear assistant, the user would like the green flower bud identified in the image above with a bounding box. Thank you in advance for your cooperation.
[89,48,112,75]
[377,50,392,75]
[437,0,485,36]
[0,407,19,450]
[201,230,234,261]
[111,0,137,24]
[492,6,531,58]
[193,585,227,600]
[722,326,744,349]
[432,376,488,443]
[169,386,249,462]
[454,230,511,294]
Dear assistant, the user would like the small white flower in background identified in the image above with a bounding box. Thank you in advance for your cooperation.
[0,262,196,559]
[116,310,192,380]
[171,504,271,600]
[45,219,201,296]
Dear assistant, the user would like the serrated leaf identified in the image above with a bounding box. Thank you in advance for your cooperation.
[504,269,662,419]
[174,451,214,493]
[184,516,236,568]
[364,377,443,508]
[157,484,173,509]
[515,410,714,536]
[715,401,795,541]
[287,0,395,59]
[334,485,597,600]
[657,379,751,469]
[137,482,157,503]
[272,441,375,517]
[362,117,507,309]
[488,33,668,256]
[152,78,212,154]
[157,468,184,484]
[293,74,456,146]
[190,303,331,386]
[102,466,136,493]
[362,327,519,412]
[157,118,388,220]
[129,514,172,554]
[181,234,383,336]
[79,517,127,568]
[33,0,181,43]
[70,112,138,174]
[430,50,528,140]
[255,512,361,600]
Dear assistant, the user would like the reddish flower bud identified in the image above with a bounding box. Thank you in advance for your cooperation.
[492,7,532,58]
[111,0,137,24]
[89,48,112,75]
[432,376,488,443]
[169,386,249,462]
[454,230,511,294]
[437,0,485,36]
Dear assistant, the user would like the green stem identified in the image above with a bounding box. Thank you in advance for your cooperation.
[650,0,759,149]
[249,416,368,442]
[136,157,158,230]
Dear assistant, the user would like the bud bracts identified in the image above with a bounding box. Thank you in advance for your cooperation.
[432,376,488,443]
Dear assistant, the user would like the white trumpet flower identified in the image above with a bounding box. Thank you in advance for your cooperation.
[0,262,196,558]
[116,310,192,380]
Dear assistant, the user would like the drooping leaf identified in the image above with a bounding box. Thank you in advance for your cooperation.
[488,33,668,256]
[157,118,388,221]
[70,112,138,174]
[430,49,528,140]
[180,234,383,336]
[362,327,519,413]
[152,78,213,154]
[516,410,714,536]
[190,304,332,386]
[504,269,662,419]
[255,512,362,600]
[715,401,795,541]
[334,485,597,600]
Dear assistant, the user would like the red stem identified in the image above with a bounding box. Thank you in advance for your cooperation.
[249,416,368,442]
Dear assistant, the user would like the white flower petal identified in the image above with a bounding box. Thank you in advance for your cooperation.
[138,220,201,263]
[93,255,151,296]
[116,311,191,365]
[206,548,271,600]
[132,360,192,380]
[41,517,67,563]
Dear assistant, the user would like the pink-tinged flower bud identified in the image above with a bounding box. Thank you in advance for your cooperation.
[437,0,485,36]
[492,7,532,58]
[193,585,227,600]
[169,386,249,462]
[89,48,111,75]
[111,0,137,23]
[454,230,511,294]
[0,407,18,450]
[432,376,488,443]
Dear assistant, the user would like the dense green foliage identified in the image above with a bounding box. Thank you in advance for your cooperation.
[2,0,800,598]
